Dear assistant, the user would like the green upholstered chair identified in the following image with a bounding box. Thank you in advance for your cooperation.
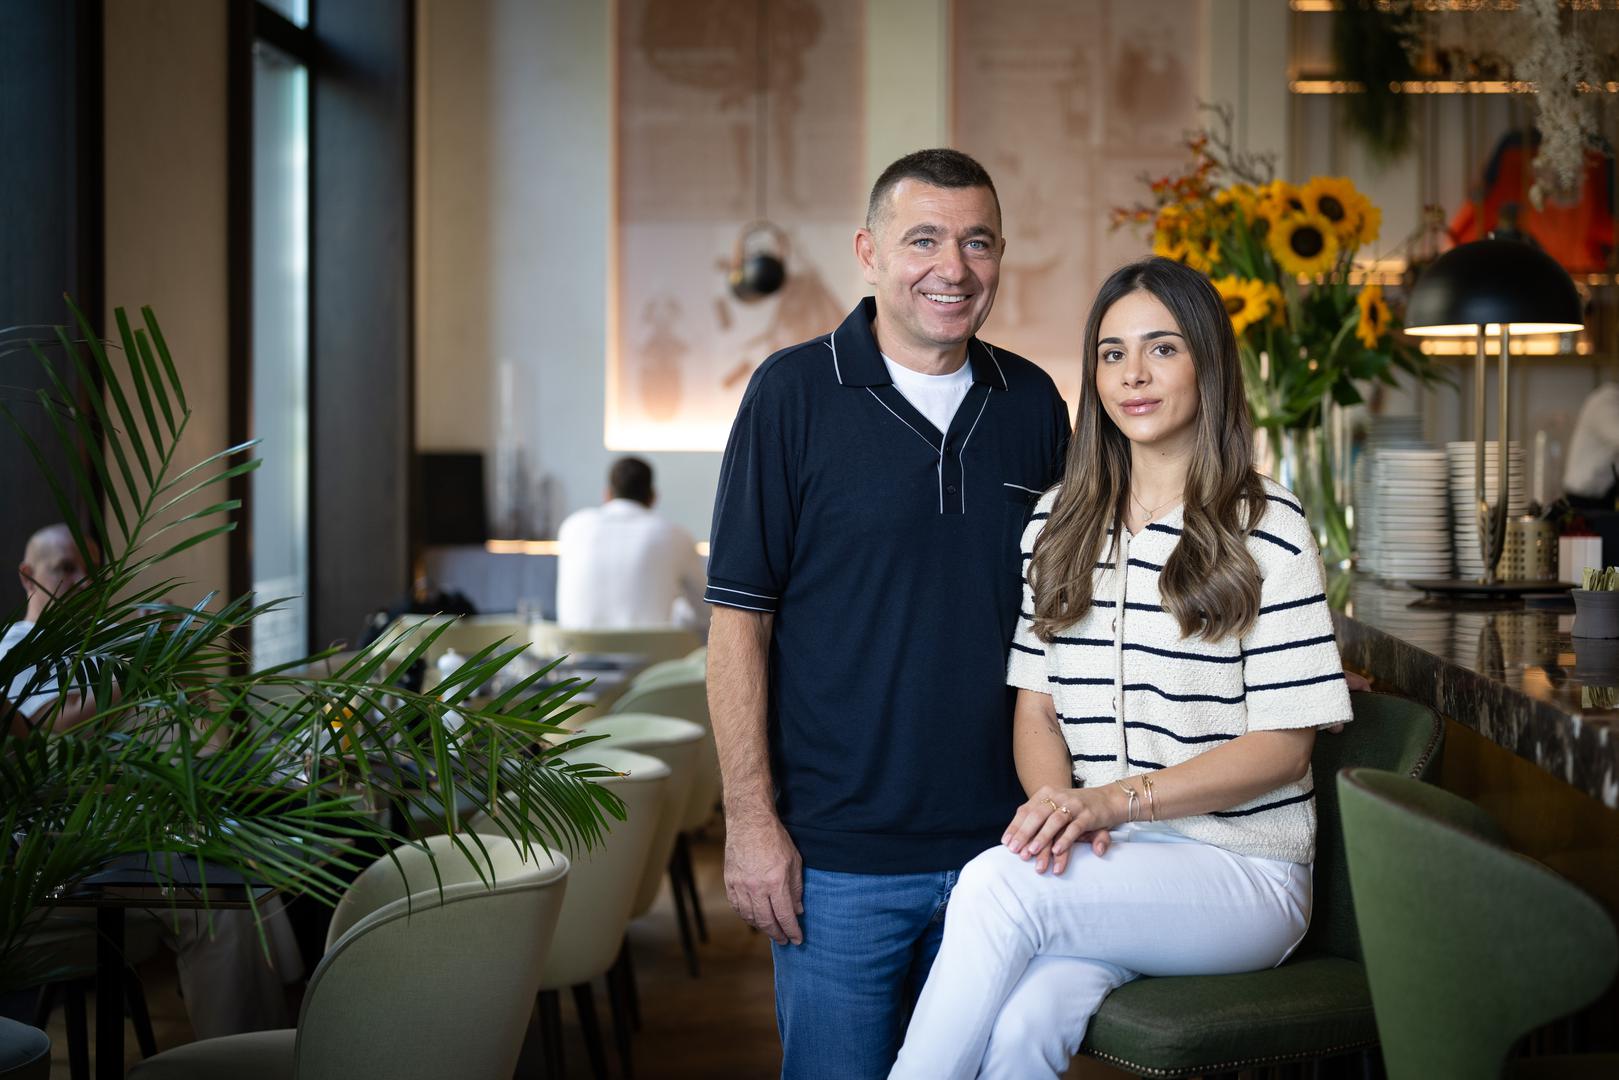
[1339,768,1619,1080]
[1075,691,1444,1077]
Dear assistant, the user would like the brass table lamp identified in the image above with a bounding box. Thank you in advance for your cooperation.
[1404,237,1583,587]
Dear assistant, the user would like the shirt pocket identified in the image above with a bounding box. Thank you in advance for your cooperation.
[1002,483,1042,577]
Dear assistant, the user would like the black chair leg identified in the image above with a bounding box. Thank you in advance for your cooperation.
[667,858,700,978]
[675,834,708,944]
[514,998,547,1080]
[124,967,157,1058]
[610,940,641,1032]
[605,954,636,1080]
[63,981,89,1080]
[31,982,58,1029]
[537,990,566,1080]
[571,983,608,1080]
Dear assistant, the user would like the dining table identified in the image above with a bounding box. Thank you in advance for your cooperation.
[43,854,277,1080]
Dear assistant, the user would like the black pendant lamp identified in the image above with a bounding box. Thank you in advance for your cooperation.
[1404,236,1584,586]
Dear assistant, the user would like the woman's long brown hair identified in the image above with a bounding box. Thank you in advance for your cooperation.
[1030,256,1265,643]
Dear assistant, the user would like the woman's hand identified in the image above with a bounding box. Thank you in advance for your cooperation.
[1002,785,1123,875]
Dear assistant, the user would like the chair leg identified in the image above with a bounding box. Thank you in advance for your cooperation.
[124,967,158,1058]
[605,954,636,1080]
[675,834,708,944]
[64,981,89,1080]
[608,939,641,1036]
[514,998,548,1080]
[667,857,700,978]
[31,982,59,1029]
[537,990,566,1080]
[571,983,609,1080]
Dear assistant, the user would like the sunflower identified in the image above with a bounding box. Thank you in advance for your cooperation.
[1352,198,1382,247]
[1182,229,1221,273]
[1215,183,1259,221]
[1263,281,1287,326]
[1213,276,1271,335]
[1269,212,1340,277]
[1300,177,1361,241]
[1356,283,1392,348]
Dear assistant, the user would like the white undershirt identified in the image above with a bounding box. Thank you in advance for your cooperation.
[881,353,973,436]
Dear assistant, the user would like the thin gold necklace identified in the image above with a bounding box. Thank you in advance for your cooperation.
[1130,487,1181,523]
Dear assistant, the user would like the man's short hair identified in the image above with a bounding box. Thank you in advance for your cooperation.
[865,148,1000,232]
[608,456,655,505]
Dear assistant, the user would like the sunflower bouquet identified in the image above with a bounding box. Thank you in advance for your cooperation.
[1112,110,1442,559]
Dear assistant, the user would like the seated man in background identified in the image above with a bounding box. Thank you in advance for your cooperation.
[3,523,101,735]
[555,456,709,633]
[2,522,302,1040]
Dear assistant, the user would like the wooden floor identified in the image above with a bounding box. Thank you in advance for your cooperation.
[41,831,1127,1078]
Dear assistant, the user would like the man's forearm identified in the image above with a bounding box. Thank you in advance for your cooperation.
[707,606,776,818]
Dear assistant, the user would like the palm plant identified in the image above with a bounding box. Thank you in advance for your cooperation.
[0,302,621,989]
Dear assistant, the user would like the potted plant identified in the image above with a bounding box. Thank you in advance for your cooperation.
[0,302,623,996]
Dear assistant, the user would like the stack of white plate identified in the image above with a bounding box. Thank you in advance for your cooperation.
[1365,414,1425,449]
[1447,440,1528,579]
[1355,447,1451,580]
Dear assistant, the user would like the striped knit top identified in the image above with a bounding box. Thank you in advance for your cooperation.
[1006,478,1352,863]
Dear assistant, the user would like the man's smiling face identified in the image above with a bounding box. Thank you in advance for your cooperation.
[856,179,1004,365]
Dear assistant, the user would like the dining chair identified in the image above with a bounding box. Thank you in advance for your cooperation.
[126,833,569,1080]
[0,1017,49,1080]
[530,624,702,668]
[474,745,669,1080]
[1340,768,1619,1079]
[1075,691,1445,1077]
[607,672,719,956]
[575,713,708,977]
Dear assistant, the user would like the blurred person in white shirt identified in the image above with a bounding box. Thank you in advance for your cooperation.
[555,457,708,633]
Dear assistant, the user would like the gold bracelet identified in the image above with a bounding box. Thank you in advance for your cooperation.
[1117,781,1140,823]
[1142,775,1158,822]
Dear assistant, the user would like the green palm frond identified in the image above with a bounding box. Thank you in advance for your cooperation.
[0,302,622,990]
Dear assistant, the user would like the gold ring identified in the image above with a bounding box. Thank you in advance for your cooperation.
[1044,797,1070,815]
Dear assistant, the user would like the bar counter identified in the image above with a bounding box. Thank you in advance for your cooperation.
[1333,577,1619,809]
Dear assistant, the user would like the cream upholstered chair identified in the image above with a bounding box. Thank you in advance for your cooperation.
[473,745,669,1080]
[530,623,702,668]
[128,834,569,1080]
[575,713,707,976]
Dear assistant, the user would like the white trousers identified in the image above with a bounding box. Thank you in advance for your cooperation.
[889,824,1311,1080]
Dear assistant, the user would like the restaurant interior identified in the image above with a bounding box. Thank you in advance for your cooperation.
[4,0,1619,1077]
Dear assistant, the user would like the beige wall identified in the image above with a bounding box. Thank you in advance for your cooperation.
[103,0,231,601]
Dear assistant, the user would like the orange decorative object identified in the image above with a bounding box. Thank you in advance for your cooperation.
[1448,132,1615,273]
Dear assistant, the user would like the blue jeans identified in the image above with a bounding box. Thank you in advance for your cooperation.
[772,866,959,1080]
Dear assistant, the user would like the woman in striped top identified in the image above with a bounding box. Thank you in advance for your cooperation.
[891,257,1353,1079]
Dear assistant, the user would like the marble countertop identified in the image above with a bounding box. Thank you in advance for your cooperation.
[1334,577,1619,808]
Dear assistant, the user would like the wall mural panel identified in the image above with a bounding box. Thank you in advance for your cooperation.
[951,0,1204,407]
[610,0,866,451]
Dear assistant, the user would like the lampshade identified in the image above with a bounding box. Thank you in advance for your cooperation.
[1404,237,1584,337]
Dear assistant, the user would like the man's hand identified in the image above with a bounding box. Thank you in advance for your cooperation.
[724,810,804,945]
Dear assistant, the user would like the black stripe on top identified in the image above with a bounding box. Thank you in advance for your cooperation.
[1253,529,1302,555]
[1010,641,1045,656]
[1030,512,1049,521]
[1246,671,1346,693]
[1071,752,1114,763]
[1052,675,1112,686]
[1210,789,1315,818]
[1051,635,1110,647]
[1243,633,1337,658]
[1145,522,1181,536]
[1126,756,1167,770]
[1125,720,1238,745]
[1266,494,1306,516]
[1124,642,1242,664]
[1060,714,1113,726]
[1091,599,1169,613]
[1259,592,1326,615]
[1124,682,1245,705]
[1128,558,1163,572]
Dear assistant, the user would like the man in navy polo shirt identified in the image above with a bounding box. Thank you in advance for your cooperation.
[705,149,1071,1078]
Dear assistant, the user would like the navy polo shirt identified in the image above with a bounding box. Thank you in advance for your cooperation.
[706,298,1071,874]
